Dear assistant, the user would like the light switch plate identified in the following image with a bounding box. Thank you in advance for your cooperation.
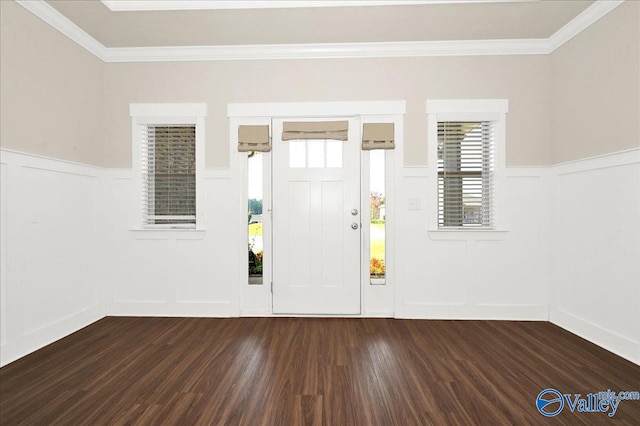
[408,198,421,210]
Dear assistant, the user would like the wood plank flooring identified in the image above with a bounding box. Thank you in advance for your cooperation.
[1,317,639,425]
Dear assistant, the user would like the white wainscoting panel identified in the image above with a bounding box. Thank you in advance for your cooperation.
[474,176,545,306]
[0,150,106,367]
[549,149,640,365]
[1,163,8,347]
[2,147,637,366]
[104,169,238,317]
[117,239,170,304]
[395,167,549,320]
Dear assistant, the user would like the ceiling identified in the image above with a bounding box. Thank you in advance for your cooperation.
[46,0,594,48]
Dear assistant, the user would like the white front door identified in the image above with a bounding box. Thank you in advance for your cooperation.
[271,118,361,314]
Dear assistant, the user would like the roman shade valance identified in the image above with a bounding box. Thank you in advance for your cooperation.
[362,123,395,150]
[238,125,271,152]
[282,121,348,141]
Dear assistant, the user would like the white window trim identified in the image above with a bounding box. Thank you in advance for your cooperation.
[360,115,398,289]
[232,116,273,297]
[426,99,508,237]
[228,101,404,316]
[130,103,207,233]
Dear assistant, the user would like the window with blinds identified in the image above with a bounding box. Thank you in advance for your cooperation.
[437,121,494,228]
[141,125,196,227]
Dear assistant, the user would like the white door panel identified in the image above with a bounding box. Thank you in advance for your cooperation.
[272,118,361,314]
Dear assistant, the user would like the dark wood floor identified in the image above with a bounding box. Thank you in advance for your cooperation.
[1,318,639,425]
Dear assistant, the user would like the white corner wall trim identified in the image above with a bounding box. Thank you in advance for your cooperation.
[550,308,640,365]
[17,0,623,62]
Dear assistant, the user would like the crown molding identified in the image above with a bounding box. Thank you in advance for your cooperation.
[101,0,537,12]
[102,39,550,62]
[546,0,624,53]
[15,0,107,60]
[16,0,624,63]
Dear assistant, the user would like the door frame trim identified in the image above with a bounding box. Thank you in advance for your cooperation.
[228,101,406,317]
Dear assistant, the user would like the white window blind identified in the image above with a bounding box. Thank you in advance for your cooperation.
[437,121,494,228]
[141,125,196,228]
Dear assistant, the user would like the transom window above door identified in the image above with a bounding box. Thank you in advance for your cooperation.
[282,120,349,169]
[289,140,343,168]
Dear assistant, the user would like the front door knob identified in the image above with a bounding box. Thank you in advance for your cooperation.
[351,222,359,230]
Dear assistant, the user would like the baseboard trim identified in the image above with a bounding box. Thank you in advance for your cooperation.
[240,311,395,318]
[396,303,549,321]
[549,308,639,366]
[0,304,105,367]
[107,301,236,318]
[240,310,272,317]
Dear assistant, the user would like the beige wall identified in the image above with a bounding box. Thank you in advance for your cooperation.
[551,1,640,164]
[0,1,105,166]
[104,55,551,168]
[4,1,639,168]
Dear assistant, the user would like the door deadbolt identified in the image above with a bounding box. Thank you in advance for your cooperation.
[351,209,358,216]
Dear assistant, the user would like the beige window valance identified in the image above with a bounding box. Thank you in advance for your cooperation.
[362,123,395,150]
[282,121,348,141]
[238,125,271,152]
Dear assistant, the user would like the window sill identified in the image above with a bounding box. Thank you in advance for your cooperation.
[129,229,206,240]
[427,228,508,241]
